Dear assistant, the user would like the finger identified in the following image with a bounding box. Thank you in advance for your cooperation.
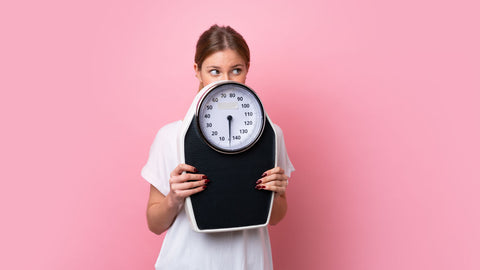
[261,167,285,177]
[257,173,288,185]
[256,179,287,190]
[172,179,209,191]
[174,185,207,198]
[170,173,207,184]
[170,163,197,177]
[257,183,286,195]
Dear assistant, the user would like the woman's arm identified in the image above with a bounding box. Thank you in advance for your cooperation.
[147,185,181,234]
[269,192,287,225]
[256,167,289,225]
[146,164,209,235]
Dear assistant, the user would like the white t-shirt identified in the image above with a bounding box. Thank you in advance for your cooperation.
[141,120,294,270]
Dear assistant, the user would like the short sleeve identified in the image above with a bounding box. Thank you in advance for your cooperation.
[141,121,181,195]
[273,124,295,177]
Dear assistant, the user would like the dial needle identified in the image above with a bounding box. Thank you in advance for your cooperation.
[227,115,232,146]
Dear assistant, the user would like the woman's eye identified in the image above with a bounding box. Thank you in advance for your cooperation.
[232,68,242,75]
[209,69,220,76]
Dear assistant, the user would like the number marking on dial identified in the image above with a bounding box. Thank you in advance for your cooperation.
[197,84,265,153]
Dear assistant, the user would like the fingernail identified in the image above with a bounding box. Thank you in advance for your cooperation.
[202,175,208,179]
[193,168,198,172]
[261,173,267,177]
[256,180,262,184]
[202,185,207,189]
[255,185,261,189]
[204,179,211,184]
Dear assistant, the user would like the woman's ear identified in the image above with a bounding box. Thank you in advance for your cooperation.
[194,63,202,82]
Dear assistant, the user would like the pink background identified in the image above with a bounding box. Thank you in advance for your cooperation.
[1,0,479,269]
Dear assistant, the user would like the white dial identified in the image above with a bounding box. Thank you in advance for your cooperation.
[197,82,265,153]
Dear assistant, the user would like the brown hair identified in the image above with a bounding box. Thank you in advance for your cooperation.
[195,25,250,70]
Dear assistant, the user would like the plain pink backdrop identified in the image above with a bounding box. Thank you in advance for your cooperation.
[1,0,479,269]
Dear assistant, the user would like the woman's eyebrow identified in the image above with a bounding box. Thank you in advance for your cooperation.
[205,64,245,69]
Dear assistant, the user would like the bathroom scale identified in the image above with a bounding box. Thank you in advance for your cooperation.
[177,80,277,233]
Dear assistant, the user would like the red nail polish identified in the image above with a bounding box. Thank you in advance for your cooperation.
[262,173,267,177]
[193,168,198,173]
[202,175,208,179]
[255,185,261,189]
[261,185,266,189]
[202,185,207,189]
[256,180,262,184]
[205,179,210,184]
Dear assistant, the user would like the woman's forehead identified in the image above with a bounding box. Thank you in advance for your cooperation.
[202,49,246,67]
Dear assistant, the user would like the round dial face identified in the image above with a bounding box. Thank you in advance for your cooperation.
[197,82,265,154]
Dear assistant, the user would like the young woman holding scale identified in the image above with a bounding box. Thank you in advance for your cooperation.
[141,25,295,270]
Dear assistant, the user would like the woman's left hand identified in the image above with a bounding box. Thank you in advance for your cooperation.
[255,167,289,196]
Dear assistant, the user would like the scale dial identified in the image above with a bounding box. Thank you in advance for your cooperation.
[196,81,265,154]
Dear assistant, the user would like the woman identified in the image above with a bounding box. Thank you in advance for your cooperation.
[142,24,294,270]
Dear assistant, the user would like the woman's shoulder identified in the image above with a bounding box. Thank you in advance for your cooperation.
[149,120,183,147]
[155,120,182,136]
[271,122,285,138]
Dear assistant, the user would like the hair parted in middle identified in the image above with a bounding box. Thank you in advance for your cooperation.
[194,24,250,70]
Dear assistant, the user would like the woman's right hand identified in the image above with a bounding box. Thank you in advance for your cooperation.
[166,163,209,209]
